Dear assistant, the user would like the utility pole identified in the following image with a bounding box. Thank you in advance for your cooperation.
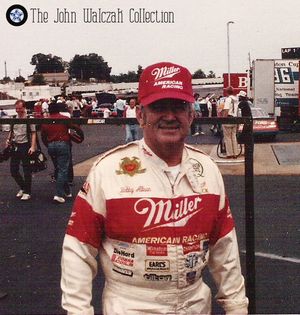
[247,52,251,97]
[227,21,234,87]
[248,52,251,69]
[4,61,7,78]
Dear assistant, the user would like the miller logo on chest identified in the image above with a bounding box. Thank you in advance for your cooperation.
[134,196,202,230]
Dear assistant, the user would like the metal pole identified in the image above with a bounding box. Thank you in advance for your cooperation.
[227,21,234,87]
[244,118,256,314]
[4,61,7,78]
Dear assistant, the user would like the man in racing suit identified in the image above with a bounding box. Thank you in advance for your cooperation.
[61,62,248,315]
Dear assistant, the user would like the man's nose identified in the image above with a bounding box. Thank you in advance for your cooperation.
[162,109,177,120]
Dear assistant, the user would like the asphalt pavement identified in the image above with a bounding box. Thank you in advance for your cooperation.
[0,124,299,314]
[72,125,300,177]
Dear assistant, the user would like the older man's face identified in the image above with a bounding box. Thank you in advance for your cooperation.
[137,98,193,149]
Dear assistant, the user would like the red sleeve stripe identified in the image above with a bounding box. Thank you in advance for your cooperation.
[209,197,235,245]
[66,196,104,249]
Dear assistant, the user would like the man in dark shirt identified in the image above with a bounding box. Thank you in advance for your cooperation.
[238,91,252,117]
[237,91,252,144]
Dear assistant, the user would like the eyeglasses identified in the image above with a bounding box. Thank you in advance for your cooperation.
[149,99,190,113]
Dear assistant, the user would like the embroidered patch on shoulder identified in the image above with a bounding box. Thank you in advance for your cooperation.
[116,156,146,176]
[190,158,204,177]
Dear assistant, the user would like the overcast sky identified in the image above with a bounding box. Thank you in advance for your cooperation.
[1,0,300,79]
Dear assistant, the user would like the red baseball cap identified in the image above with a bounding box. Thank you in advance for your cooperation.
[138,62,194,106]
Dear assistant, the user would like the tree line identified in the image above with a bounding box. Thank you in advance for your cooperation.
[1,53,216,85]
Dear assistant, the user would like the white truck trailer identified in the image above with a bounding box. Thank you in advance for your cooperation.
[252,59,299,129]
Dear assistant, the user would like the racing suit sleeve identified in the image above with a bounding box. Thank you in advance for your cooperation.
[61,235,98,315]
[208,197,249,314]
[61,165,105,315]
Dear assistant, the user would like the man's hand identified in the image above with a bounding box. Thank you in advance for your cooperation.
[28,146,36,155]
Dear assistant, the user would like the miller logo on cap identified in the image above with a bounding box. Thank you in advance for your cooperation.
[138,62,194,106]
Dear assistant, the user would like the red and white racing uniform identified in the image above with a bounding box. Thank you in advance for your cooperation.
[61,139,248,315]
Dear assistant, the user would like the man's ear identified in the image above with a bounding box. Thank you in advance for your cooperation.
[136,106,145,128]
[188,107,195,127]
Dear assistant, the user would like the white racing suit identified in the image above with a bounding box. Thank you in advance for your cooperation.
[61,139,248,315]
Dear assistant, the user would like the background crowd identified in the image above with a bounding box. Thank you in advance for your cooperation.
[0,88,253,204]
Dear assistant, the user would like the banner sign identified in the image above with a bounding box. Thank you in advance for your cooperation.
[223,73,247,96]
[274,59,299,107]
[281,47,300,59]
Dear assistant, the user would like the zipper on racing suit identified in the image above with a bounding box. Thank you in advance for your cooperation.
[164,170,181,195]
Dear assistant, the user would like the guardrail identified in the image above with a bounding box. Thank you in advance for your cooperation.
[0,116,255,313]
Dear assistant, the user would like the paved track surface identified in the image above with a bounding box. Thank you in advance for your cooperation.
[0,124,299,314]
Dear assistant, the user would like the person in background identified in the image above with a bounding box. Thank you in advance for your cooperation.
[60,61,248,315]
[237,91,252,117]
[41,99,49,117]
[199,94,210,118]
[123,98,139,143]
[4,99,37,201]
[65,96,74,117]
[217,95,226,115]
[33,101,43,118]
[221,86,239,158]
[91,97,98,109]
[53,100,74,186]
[0,108,8,118]
[41,102,72,204]
[190,93,204,136]
[210,96,218,133]
[237,90,253,144]
[212,96,227,137]
[0,108,9,132]
[71,95,82,118]
[80,96,87,110]
[114,96,126,117]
